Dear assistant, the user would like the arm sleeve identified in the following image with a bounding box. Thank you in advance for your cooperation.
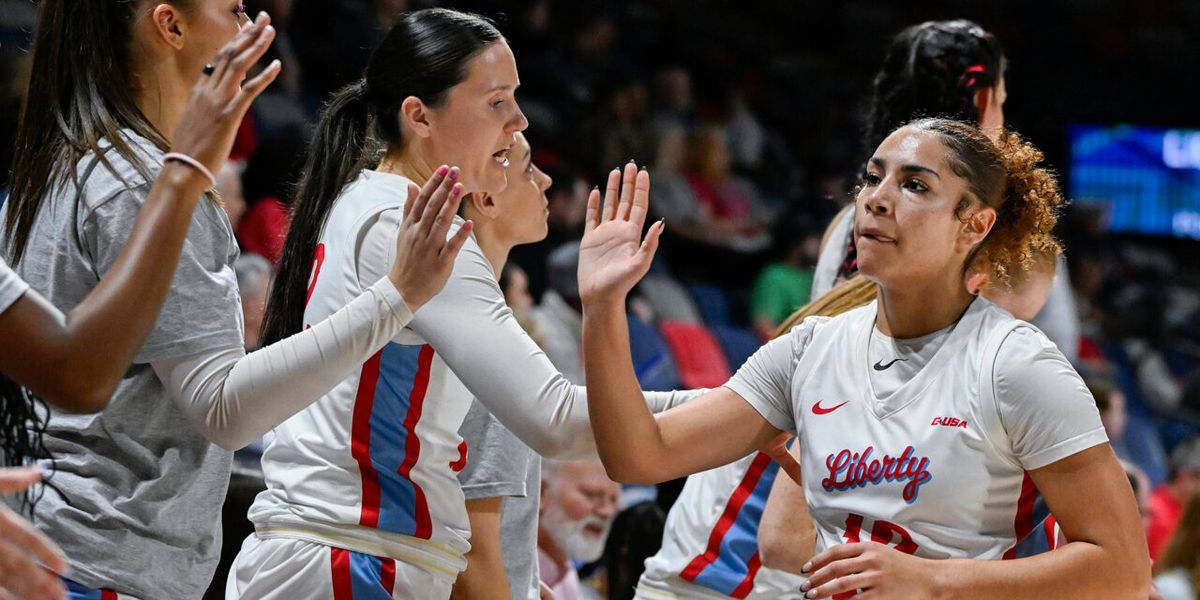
[0,256,30,313]
[152,277,414,450]
[723,319,815,434]
[357,209,701,459]
[993,326,1109,471]
[85,187,244,362]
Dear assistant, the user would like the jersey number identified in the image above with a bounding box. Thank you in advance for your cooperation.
[833,513,919,599]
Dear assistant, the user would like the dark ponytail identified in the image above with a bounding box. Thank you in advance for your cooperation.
[259,83,376,346]
[863,20,1005,155]
[259,8,502,346]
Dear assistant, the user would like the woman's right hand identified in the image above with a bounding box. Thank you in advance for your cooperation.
[578,162,665,307]
[170,11,281,177]
[0,468,69,600]
[390,166,474,312]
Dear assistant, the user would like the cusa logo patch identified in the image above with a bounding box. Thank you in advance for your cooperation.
[930,417,968,428]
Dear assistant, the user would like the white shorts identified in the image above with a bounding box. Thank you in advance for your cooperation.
[226,534,454,600]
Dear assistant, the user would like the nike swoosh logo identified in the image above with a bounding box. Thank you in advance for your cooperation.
[812,400,849,415]
[873,358,908,371]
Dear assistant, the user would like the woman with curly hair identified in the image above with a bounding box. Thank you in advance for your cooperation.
[576,118,1150,598]
[815,19,1009,292]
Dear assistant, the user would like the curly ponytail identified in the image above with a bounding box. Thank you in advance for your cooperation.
[907,118,1064,287]
[973,130,1064,284]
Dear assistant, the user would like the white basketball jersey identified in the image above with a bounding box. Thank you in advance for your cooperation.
[638,453,806,599]
[248,171,472,578]
[730,298,1106,565]
[801,299,1084,559]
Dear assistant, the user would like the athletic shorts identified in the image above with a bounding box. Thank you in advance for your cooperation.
[226,534,454,600]
[63,579,137,600]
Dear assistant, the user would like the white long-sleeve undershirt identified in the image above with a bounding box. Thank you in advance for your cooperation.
[357,208,699,459]
[153,277,413,450]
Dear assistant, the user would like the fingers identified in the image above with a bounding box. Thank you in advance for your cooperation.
[602,169,621,222]
[409,166,452,236]
[629,167,651,227]
[232,59,281,115]
[636,219,665,267]
[401,183,419,222]
[616,161,638,220]
[0,531,68,600]
[207,12,270,83]
[803,542,866,576]
[583,186,601,235]
[803,570,872,599]
[0,468,38,495]
[442,221,474,261]
[428,180,465,245]
[0,505,67,575]
[218,20,277,94]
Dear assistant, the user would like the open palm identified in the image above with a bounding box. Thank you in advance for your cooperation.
[578,163,665,305]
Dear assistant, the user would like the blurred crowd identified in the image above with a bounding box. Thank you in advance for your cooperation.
[3,0,1200,598]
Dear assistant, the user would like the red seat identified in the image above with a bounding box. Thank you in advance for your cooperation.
[658,321,732,389]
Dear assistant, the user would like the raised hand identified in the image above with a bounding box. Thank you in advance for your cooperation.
[0,468,69,600]
[170,11,281,176]
[389,166,474,312]
[578,162,665,306]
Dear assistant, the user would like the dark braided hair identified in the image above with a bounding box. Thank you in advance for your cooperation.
[862,20,1005,156]
[0,377,57,512]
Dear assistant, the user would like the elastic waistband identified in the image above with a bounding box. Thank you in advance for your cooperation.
[254,523,465,579]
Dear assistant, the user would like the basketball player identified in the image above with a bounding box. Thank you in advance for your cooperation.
[577,119,1150,598]
[636,251,1057,600]
[231,9,701,599]
[2,5,469,598]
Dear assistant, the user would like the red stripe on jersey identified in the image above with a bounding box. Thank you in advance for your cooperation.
[330,547,353,600]
[1043,515,1059,550]
[352,351,384,528]
[449,439,468,472]
[729,551,764,599]
[396,344,435,539]
[100,590,117,600]
[1003,472,1038,559]
[305,243,326,305]
[380,556,397,593]
[679,452,773,582]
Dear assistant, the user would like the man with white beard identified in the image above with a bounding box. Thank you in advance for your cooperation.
[538,459,621,599]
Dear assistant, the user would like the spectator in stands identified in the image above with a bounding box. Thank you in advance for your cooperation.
[1147,438,1200,561]
[216,162,247,229]
[539,459,621,600]
[236,128,305,263]
[234,254,273,351]
[602,502,667,600]
[750,213,820,339]
[1088,377,1132,460]
[532,244,585,384]
[1153,489,1199,600]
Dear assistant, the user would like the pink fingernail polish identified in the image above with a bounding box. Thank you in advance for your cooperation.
[436,165,448,177]
[449,168,459,180]
[451,184,461,196]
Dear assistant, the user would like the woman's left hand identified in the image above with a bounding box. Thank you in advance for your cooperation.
[577,162,664,306]
[799,542,941,599]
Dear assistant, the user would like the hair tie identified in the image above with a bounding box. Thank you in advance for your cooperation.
[959,64,988,89]
[163,152,217,187]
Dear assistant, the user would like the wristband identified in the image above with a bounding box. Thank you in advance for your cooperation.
[163,152,217,187]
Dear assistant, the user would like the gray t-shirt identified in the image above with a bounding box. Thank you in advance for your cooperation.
[0,256,29,313]
[457,400,541,600]
[2,131,243,599]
